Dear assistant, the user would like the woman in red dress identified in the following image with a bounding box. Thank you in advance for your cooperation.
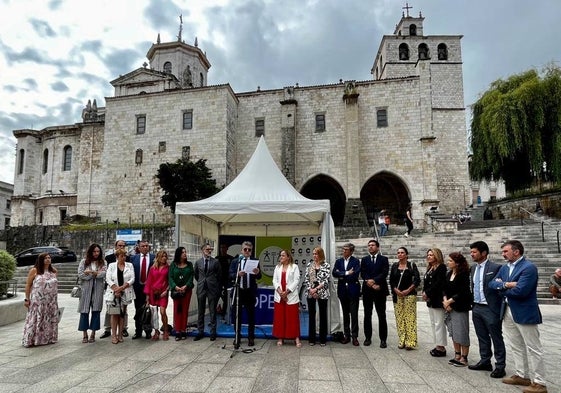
[144,250,170,340]
[272,249,301,347]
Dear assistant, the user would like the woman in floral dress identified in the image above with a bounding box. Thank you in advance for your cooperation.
[22,253,59,347]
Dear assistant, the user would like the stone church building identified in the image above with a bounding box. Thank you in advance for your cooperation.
[10,10,469,229]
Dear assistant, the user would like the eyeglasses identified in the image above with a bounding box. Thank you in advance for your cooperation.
[243,248,252,252]
[205,248,213,252]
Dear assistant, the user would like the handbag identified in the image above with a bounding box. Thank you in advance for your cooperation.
[70,277,82,298]
[104,289,115,303]
[171,289,186,299]
[141,304,153,331]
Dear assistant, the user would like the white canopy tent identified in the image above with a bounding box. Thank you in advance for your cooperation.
[175,136,339,332]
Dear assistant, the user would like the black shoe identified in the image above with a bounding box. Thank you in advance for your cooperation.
[340,336,350,344]
[175,335,182,341]
[363,339,372,346]
[132,333,142,340]
[430,348,447,357]
[380,341,387,348]
[248,339,255,346]
[352,338,359,346]
[100,331,111,339]
[193,335,204,341]
[122,329,129,337]
[210,335,216,341]
[490,368,506,378]
[145,333,152,339]
[468,362,493,371]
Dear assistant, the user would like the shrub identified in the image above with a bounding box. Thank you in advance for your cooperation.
[0,250,17,296]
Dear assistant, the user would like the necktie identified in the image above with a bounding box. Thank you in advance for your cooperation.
[204,258,208,274]
[474,264,481,303]
[242,258,248,288]
[372,255,376,264]
[141,254,147,283]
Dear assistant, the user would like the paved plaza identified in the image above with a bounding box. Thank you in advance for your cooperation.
[0,295,559,392]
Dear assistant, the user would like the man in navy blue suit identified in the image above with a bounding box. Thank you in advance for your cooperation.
[360,239,389,348]
[489,240,547,393]
[131,240,155,339]
[468,241,506,378]
[332,242,361,346]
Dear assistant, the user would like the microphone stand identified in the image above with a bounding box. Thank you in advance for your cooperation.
[223,256,242,358]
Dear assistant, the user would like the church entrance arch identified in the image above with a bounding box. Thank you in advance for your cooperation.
[300,175,346,226]
[360,172,410,226]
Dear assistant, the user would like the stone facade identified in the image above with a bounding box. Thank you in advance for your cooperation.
[10,13,470,229]
[0,181,13,232]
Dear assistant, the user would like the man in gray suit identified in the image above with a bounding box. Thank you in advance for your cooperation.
[468,241,506,378]
[194,243,222,341]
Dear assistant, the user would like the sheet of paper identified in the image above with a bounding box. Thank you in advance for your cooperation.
[243,259,259,274]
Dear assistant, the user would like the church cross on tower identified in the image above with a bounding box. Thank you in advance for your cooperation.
[402,2,412,17]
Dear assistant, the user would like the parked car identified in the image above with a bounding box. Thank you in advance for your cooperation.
[14,246,78,267]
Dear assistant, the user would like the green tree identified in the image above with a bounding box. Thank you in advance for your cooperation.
[470,66,561,192]
[156,158,220,213]
[0,250,16,296]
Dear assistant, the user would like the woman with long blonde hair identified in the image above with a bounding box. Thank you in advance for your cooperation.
[144,250,170,340]
[304,246,330,346]
[423,248,448,357]
[272,249,301,347]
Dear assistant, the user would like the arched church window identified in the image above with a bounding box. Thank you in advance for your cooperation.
[42,149,49,174]
[399,43,410,60]
[437,43,448,60]
[163,61,172,74]
[200,72,204,87]
[409,24,417,36]
[63,145,72,171]
[418,43,430,60]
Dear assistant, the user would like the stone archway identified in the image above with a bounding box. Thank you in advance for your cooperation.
[300,175,346,226]
[360,171,410,226]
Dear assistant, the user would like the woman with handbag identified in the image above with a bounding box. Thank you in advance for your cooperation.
[169,247,194,341]
[105,248,135,344]
[77,243,107,343]
[144,250,170,341]
[304,246,330,346]
[389,246,420,350]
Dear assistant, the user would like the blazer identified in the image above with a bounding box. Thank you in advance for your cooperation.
[423,263,447,309]
[272,263,301,304]
[303,261,331,299]
[443,270,472,312]
[194,256,222,298]
[389,261,420,303]
[229,256,262,295]
[488,257,542,324]
[106,262,135,305]
[131,253,155,293]
[332,256,361,298]
[77,259,107,313]
[470,260,502,315]
[360,253,389,297]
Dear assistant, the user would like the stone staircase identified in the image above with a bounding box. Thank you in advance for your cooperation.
[13,262,79,295]
[338,221,561,303]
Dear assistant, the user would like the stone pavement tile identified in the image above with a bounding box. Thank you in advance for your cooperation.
[252,366,298,393]
[219,351,266,378]
[64,388,113,393]
[108,372,177,393]
[338,366,387,393]
[299,355,338,381]
[205,376,256,393]
[369,357,425,385]
[0,383,26,393]
[193,343,235,364]
[163,362,223,392]
[143,350,198,375]
[75,358,154,389]
[384,382,436,392]
[298,379,343,393]
[330,346,370,368]
[11,369,96,393]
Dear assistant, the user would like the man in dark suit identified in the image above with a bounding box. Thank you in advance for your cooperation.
[194,243,222,341]
[468,241,506,378]
[229,240,262,348]
[100,240,131,339]
[216,243,233,320]
[332,242,361,346]
[360,239,389,348]
[131,240,154,339]
[489,240,547,393]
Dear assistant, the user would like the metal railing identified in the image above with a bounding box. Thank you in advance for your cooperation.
[519,207,561,252]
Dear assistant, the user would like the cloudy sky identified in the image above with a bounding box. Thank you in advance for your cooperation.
[1,0,560,184]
